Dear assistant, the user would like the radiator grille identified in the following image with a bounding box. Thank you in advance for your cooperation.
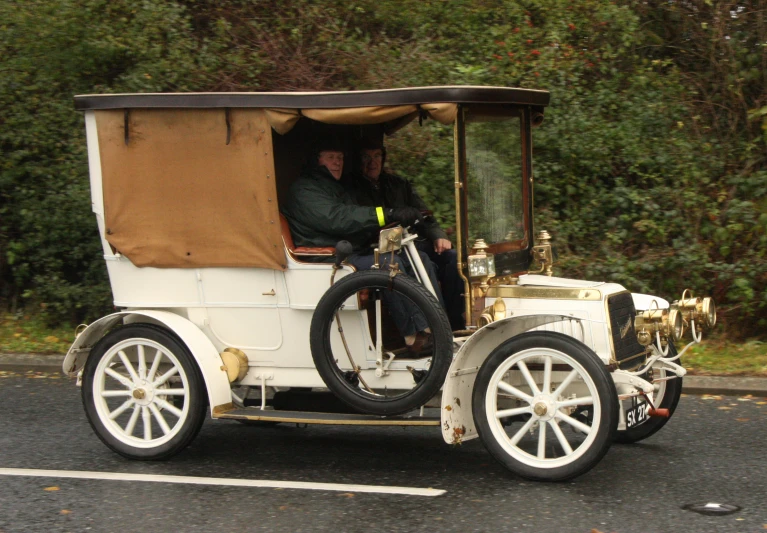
[607,292,647,370]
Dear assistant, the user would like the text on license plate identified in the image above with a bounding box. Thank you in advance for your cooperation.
[626,401,650,429]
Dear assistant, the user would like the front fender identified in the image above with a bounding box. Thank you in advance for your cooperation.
[441,314,579,445]
[63,311,232,414]
[631,292,669,311]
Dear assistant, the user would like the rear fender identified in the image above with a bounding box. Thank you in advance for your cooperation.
[441,315,584,445]
[63,311,232,414]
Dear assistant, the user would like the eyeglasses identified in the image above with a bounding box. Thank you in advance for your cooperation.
[361,153,383,163]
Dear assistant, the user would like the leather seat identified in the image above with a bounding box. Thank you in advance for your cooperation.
[279,214,336,257]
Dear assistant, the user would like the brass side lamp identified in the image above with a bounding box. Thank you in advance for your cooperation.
[468,238,496,297]
[531,230,555,276]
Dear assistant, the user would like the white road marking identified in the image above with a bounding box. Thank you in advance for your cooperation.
[0,468,445,497]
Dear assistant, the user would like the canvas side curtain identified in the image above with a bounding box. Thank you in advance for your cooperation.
[264,103,458,135]
[96,108,287,270]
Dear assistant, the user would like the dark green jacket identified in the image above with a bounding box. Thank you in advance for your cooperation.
[281,166,383,251]
[350,171,448,243]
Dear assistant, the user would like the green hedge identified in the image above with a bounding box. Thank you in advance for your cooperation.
[1,0,764,337]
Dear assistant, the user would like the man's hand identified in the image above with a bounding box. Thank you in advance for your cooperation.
[386,207,422,227]
[434,238,452,254]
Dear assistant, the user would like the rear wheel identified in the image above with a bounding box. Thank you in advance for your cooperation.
[310,270,452,416]
[472,332,618,481]
[81,324,207,460]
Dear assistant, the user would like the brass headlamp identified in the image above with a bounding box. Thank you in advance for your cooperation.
[634,301,684,346]
[676,289,716,330]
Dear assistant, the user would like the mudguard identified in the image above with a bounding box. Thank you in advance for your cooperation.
[62,310,232,414]
[631,293,670,311]
[441,315,582,445]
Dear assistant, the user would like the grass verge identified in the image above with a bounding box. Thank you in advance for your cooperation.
[684,338,767,377]
[0,314,76,355]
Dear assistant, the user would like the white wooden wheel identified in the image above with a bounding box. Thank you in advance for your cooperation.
[82,325,207,459]
[92,337,190,448]
[484,347,602,469]
[472,332,617,481]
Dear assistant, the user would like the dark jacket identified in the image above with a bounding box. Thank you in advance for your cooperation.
[281,166,382,252]
[350,171,448,243]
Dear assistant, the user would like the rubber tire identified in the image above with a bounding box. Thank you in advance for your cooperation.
[81,324,207,460]
[614,342,682,444]
[310,269,452,416]
[472,331,618,482]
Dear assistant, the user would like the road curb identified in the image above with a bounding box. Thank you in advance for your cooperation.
[1,353,766,396]
[0,353,64,373]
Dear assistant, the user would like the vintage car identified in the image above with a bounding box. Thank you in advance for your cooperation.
[65,86,716,481]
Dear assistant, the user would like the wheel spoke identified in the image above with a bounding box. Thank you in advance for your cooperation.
[495,406,531,419]
[551,369,579,398]
[155,397,183,418]
[542,356,552,395]
[497,381,533,404]
[156,388,187,397]
[124,404,141,435]
[109,398,135,420]
[118,350,140,383]
[549,419,574,455]
[137,344,147,380]
[557,396,593,409]
[142,406,152,440]
[510,415,537,446]
[149,404,171,435]
[147,349,163,381]
[101,390,132,398]
[537,420,547,459]
[555,411,592,434]
[516,360,540,396]
[104,367,133,389]
[153,366,179,388]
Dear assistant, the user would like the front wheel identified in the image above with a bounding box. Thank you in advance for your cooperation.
[81,324,207,460]
[472,332,618,481]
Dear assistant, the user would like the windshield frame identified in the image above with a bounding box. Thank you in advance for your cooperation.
[456,104,534,281]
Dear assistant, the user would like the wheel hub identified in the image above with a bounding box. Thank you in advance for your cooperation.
[132,380,155,406]
[532,395,556,421]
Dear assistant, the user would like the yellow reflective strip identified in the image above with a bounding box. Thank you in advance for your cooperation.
[376,206,386,227]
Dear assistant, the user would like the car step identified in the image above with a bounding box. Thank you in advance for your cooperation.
[214,408,441,426]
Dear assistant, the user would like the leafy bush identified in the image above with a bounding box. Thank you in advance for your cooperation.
[1,0,764,338]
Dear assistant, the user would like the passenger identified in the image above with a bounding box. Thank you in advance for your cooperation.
[350,138,465,331]
[280,139,443,353]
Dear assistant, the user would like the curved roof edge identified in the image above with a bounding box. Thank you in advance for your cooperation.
[74,86,550,111]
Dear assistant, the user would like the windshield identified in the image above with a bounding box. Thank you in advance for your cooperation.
[465,113,527,252]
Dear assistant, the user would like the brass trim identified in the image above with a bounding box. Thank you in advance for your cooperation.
[454,108,472,325]
[485,286,602,300]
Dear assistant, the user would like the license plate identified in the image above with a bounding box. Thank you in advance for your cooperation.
[625,400,650,429]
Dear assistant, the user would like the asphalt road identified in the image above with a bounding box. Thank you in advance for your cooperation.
[0,371,765,533]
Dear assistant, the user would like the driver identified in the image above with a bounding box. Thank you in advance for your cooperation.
[350,137,465,331]
[281,139,443,353]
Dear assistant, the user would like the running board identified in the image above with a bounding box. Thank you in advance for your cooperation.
[214,408,441,426]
